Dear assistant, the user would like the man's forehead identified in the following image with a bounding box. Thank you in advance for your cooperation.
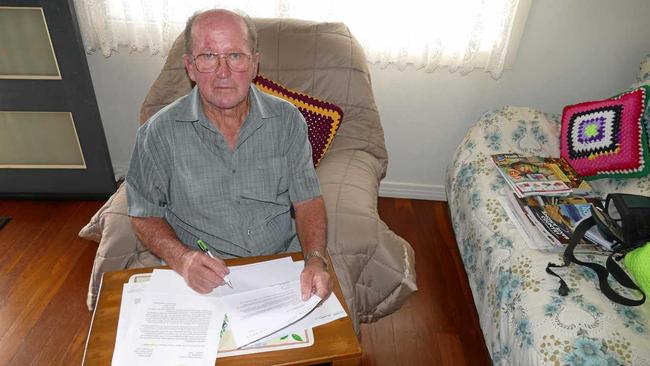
[192,12,247,39]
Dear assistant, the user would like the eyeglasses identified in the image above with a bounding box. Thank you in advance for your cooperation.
[192,52,252,73]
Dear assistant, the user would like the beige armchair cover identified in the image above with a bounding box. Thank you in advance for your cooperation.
[80,18,417,331]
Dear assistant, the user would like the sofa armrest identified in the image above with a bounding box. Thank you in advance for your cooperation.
[80,184,160,310]
[317,149,417,331]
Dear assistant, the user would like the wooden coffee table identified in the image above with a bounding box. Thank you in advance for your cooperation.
[82,252,361,365]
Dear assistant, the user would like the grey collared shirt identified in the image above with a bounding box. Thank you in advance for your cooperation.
[126,85,321,258]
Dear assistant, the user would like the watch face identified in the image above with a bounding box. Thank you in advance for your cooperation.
[591,205,624,242]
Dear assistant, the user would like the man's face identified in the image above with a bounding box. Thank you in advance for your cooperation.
[184,13,259,112]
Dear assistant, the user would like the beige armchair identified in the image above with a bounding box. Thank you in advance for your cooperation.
[80,18,417,332]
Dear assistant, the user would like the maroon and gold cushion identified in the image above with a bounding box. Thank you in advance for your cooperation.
[560,86,650,179]
[253,75,343,167]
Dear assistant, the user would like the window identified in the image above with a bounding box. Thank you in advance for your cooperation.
[74,0,530,78]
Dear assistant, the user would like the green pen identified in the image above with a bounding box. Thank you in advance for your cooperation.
[197,239,233,288]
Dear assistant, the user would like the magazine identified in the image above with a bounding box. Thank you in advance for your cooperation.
[499,193,612,251]
[526,205,573,245]
[499,194,559,250]
[556,203,614,250]
[492,153,592,198]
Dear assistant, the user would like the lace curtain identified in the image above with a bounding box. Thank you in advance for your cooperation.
[73,0,528,78]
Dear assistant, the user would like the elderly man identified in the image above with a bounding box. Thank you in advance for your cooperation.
[126,9,332,301]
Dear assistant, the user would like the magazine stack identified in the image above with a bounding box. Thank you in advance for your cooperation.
[493,153,613,252]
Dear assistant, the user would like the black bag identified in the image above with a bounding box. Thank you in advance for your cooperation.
[546,193,650,306]
[603,193,650,247]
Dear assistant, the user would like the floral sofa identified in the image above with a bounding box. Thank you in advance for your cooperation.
[446,55,650,365]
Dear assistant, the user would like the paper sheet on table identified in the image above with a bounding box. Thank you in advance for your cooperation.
[213,257,302,297]
[142,259,314,349]
[254,261,347,343]
[116,256,348,359]
[112,282,146,366]
[265,288,347,340]
[219,260,347,346]
[145,257,298,297]
[215,259,346,343]
[115,289,226,366]
[219,279,321,348]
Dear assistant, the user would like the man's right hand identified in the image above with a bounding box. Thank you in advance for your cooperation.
[177,250,230,294]
[130,217,230,294]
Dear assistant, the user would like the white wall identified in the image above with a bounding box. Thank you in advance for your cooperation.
[87,52,164,178]
[86,0,650,199]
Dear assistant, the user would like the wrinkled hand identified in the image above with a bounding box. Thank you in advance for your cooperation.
[300,258,332,301]
[177,250,230,294]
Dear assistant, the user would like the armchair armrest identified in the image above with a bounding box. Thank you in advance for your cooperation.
[79,184,160,310]
[317,149,417,331]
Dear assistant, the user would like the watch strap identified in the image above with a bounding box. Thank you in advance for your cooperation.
[304,250,329,271]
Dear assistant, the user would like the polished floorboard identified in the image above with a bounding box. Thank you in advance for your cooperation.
[0,198,490,366]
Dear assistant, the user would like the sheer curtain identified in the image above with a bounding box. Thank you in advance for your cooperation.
[73,0,529,78]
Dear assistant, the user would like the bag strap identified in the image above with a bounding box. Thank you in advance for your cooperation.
[546,217,645,306]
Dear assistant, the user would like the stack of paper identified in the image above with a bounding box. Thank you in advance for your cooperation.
[111,257,347,365]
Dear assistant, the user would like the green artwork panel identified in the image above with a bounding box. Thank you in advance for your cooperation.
[0,111,85,168]
[0,7,61,79]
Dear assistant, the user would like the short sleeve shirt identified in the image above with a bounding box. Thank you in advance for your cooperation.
[126,85,321,258]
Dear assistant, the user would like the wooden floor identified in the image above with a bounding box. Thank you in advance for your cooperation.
[0,198,491,366]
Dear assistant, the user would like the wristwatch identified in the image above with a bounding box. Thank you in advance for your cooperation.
[304,250,329,271]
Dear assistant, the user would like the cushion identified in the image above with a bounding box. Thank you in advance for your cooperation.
[78,184,123,242]
[253,75,343,167]
[560,86,650,179]
[624,241,650,296]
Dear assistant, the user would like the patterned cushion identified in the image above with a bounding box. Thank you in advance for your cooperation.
[253,75,343,167]
[560,86,650,179]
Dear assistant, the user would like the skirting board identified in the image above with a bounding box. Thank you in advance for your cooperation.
[379,181,447,201]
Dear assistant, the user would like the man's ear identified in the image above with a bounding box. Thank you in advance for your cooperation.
[183,54,197,82]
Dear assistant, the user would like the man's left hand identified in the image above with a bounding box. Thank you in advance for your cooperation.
[300,258,332,301]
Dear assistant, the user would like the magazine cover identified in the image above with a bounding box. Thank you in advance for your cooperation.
[492,153,591,198]
[526,205,574,245]
[543,157,592,193]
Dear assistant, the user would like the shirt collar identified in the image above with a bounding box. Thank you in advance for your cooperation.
[175,84,279,124]
[174,86,202,123]
[249,84,279,120]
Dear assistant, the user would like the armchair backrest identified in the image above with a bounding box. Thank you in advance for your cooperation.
[139,18,387,168]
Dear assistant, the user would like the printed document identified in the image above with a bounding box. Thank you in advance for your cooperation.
[113,283,225,366]
[220,279,321,347]
[111,257,348,365]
